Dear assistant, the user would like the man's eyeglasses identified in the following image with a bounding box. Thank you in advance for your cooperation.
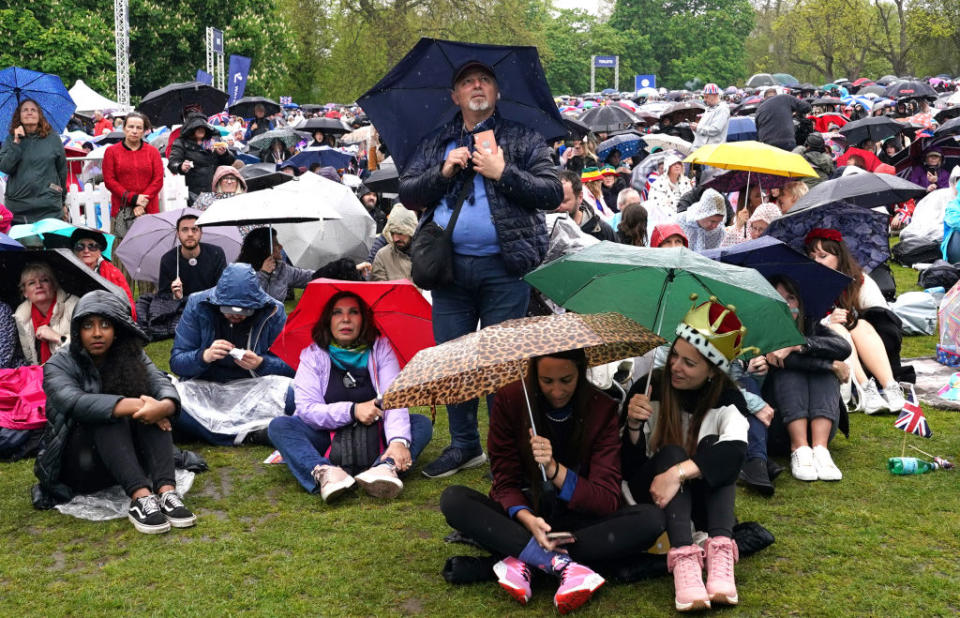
[74,242,102,252]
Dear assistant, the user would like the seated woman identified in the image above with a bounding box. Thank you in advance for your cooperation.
[441,349,664,614]
[745,204,781,239]
[268,291,432,502]
[192,165,247,212]
[14,262,79,365]
[740,276,851,489]
[649,223,688,249]
[805,229,905,414]
[236,227,315,302]
[678,188,726,252]
[622,298,749,611]
[260,138,290,164]
[33,291,195,534]
[70,228,136,320]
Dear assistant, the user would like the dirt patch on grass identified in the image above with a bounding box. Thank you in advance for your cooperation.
[399,597,424,615]
[195,468,234,501]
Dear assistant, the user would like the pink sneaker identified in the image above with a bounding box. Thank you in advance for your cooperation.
[705,536,739,606]
[667,545,710,612]
[355,462,404,498]
[493,556,532,605]
[553,559,605,614]
[311,464,355,503]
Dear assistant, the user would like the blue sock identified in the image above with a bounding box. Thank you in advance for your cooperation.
[518,537,568,575]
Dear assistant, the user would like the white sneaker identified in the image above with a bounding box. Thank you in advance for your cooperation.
[882,382,906,413]
[811,446,842,481]
[790,446,817,482]
[860,379,889,415]
[355,462,404,499]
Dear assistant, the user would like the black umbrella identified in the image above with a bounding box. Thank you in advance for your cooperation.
[239,162,296,192]
[660,101,705,123]
[839,116,905,144]
[883,80,937,101]
[811,96,844,107]
[579,105,639,133]
[934,116,960,138]
[364,163,399,193]
[246,127,311,152]
[0,248,126,307]
[358,38,566,173]
[94,130,125,145]
[228,96,281,118]
[137,81,229,127]
[877,75,898,85]
[792,172,927,211]
[562,115,592,139]
[301,117,350,135]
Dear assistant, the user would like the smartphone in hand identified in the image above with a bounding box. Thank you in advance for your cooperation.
[474,129,497,155]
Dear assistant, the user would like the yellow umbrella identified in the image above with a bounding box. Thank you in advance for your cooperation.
[684,140,818,178]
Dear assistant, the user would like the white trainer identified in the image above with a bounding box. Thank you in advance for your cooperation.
[882,382,906,413]
[790,446,818,482]
[860,379,889,415]
[811,446,842,481]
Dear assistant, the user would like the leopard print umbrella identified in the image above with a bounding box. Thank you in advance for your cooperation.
[382,312,664,409]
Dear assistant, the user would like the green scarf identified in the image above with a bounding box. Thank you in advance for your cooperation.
[328,343,371,371]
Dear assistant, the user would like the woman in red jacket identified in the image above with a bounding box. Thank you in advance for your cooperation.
[70,228,137,321]
[440,349,664,614]
[102,112,164,239]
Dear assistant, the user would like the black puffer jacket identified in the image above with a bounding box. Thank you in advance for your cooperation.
[168,115,236,196]
[780,320,851,372]
[32,292,180,509]
[399,111,562,276]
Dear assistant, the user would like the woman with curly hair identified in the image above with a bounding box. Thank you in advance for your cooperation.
[0,99,67,223]
[33,291,194,534]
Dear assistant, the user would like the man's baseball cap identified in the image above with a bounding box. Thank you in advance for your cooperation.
[220,305,255,317]
[451,61,497,88]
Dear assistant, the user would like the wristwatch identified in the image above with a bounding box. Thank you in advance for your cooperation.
[390,438,411,448]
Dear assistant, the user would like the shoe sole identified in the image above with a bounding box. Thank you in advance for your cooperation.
[165,514,197,528]
[675,597,711,612]
[493,561,530,605]
[421,452,488,479]
[791,471,818,482]
[709,592,738,606]
[742,479,775,496]
[128,514,171,534]
[322,478,356,503]
[555,577,604,614]
[355,476,403,499]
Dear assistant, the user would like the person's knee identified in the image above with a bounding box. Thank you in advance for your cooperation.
[410,414,433,442]
[267,414,296,441]
[440,484,471,518]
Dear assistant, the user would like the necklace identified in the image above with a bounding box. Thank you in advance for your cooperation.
[545,410,572,423]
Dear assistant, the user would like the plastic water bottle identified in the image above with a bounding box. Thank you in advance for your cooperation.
[887,456,938,475]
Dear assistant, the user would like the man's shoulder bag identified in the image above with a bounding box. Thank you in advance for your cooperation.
[410,171,475,290]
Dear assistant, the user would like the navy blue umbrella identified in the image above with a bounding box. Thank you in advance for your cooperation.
[701,236,851,318]
[0,66,76,135]
[726,116,757,142]
[358,38,565,172]
[0,232,24,251]
[597,133,642,161]
[286,146,354,171]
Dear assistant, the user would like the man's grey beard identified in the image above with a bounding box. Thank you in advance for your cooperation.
[467,98,491,112]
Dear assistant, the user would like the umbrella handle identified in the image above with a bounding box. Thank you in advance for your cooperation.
[519,366,548,483]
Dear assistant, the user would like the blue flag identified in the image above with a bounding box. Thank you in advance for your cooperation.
[635,74,656,90]
[227,55,252,105]
[196,69,214,86]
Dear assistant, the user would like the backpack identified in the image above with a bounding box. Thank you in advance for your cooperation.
[0,365,46,431]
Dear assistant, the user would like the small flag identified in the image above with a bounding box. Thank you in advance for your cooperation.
[279,96,293,105]
[894,385,932,438]
[263,449,284,464]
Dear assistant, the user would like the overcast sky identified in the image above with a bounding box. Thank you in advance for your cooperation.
[552,0,603,16]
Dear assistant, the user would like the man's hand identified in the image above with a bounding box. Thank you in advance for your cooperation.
[234,350,263,371]
[441,147,471,178]
[747,355,769,375]
[472,147,505,181]
[170,277,183,300]
[202,339,234,364]
[755,404,775,427]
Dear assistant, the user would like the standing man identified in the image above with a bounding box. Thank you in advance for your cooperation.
[692,84,730,148]
[756,92,811,152]
[244,104,274,141]
[158,214,227,300]
[399,60,563,478]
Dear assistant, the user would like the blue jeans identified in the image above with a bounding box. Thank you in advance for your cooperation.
[746,415,768,462]
[432,254,530,450]
[268,414,433,493]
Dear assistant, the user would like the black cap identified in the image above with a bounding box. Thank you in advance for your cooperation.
[451,61,496,88]
[69,227,107,251]
[805,133,825,151]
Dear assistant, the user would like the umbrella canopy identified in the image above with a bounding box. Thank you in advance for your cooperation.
[562,115,592,139]
[934,116,960,138]
[597,133,643,161]
[196,172,342,228]
[382,312,665,409]
[364,162,399,194]
[357,38,565,173]
[273,173,375,269]
[239,162,295,192]
[137,81,228,127]
[578,105,639,133]
[246,127,310,152]
[285,146,354,171]
[685,141,817,177]
[9,219,116,260]
[0,232,24,251]
[228,96,281,118]
[524,242,804,356]
[884,80,937,101]
[765,201,890,272]
[0,248,125,307]
[792,171,927,210]
[703,170,791,193]
[640,133,694,155]
[94,130,125,145]
[0,66,76,134]
[301,117,350,135]
[701,236,852,318]
[858,85,887,96]
[271,278,433,372]
[746,73,777,88]
[660,101,705,123]
[115,208,242,283]
[725,116,757,142]
[839,116,905,145]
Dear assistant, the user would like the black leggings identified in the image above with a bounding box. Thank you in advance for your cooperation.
[61,418,176,498]
[626,445,736,546]
[440,485,665,567]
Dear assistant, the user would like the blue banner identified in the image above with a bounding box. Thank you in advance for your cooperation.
[212,28,224,54]
[594,55,618,68]
[227,55,252,105]
[196,69,213,86]
[635,74,656,89]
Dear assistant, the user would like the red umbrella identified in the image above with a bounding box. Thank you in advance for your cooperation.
[270,278,434,371]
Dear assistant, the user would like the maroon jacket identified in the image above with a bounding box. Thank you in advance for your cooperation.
[488,380,622,518]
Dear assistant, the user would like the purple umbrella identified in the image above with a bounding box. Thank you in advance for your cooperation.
[704,170,792,194]
[115,208,242,283]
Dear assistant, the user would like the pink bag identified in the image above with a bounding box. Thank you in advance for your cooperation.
[0,365,47,430]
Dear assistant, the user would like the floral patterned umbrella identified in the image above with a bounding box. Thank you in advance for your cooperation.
[381,312,664,409]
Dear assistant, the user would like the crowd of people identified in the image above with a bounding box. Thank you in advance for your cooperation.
[1,60,956,614]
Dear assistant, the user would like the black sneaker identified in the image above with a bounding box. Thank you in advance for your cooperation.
[158,490,197,528]
[128,494,171,534]
[422,446,487,479]
[738,457,774,497]
[767,459,785,480]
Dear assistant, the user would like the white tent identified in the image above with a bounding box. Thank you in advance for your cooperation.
[68,80,131,115]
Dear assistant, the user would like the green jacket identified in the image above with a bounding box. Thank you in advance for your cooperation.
[0,131,67,223]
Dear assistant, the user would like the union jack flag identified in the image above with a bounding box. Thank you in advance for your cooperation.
[894,385,932,438]
[208,112,230,125]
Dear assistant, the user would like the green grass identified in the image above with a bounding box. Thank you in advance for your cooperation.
[2,265,958,615]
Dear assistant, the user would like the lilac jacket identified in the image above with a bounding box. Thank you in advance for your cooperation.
[294,336,411,443]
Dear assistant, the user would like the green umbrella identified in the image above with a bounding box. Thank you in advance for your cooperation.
[524,242,804,357]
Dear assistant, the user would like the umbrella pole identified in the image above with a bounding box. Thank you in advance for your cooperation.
[519,367,549,482]
[644,273,672,396]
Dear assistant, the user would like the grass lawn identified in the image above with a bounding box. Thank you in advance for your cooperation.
[2,265,959,615]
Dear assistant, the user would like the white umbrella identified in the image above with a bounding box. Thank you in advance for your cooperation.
[273,173,375,269]
[641,133,694,155]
